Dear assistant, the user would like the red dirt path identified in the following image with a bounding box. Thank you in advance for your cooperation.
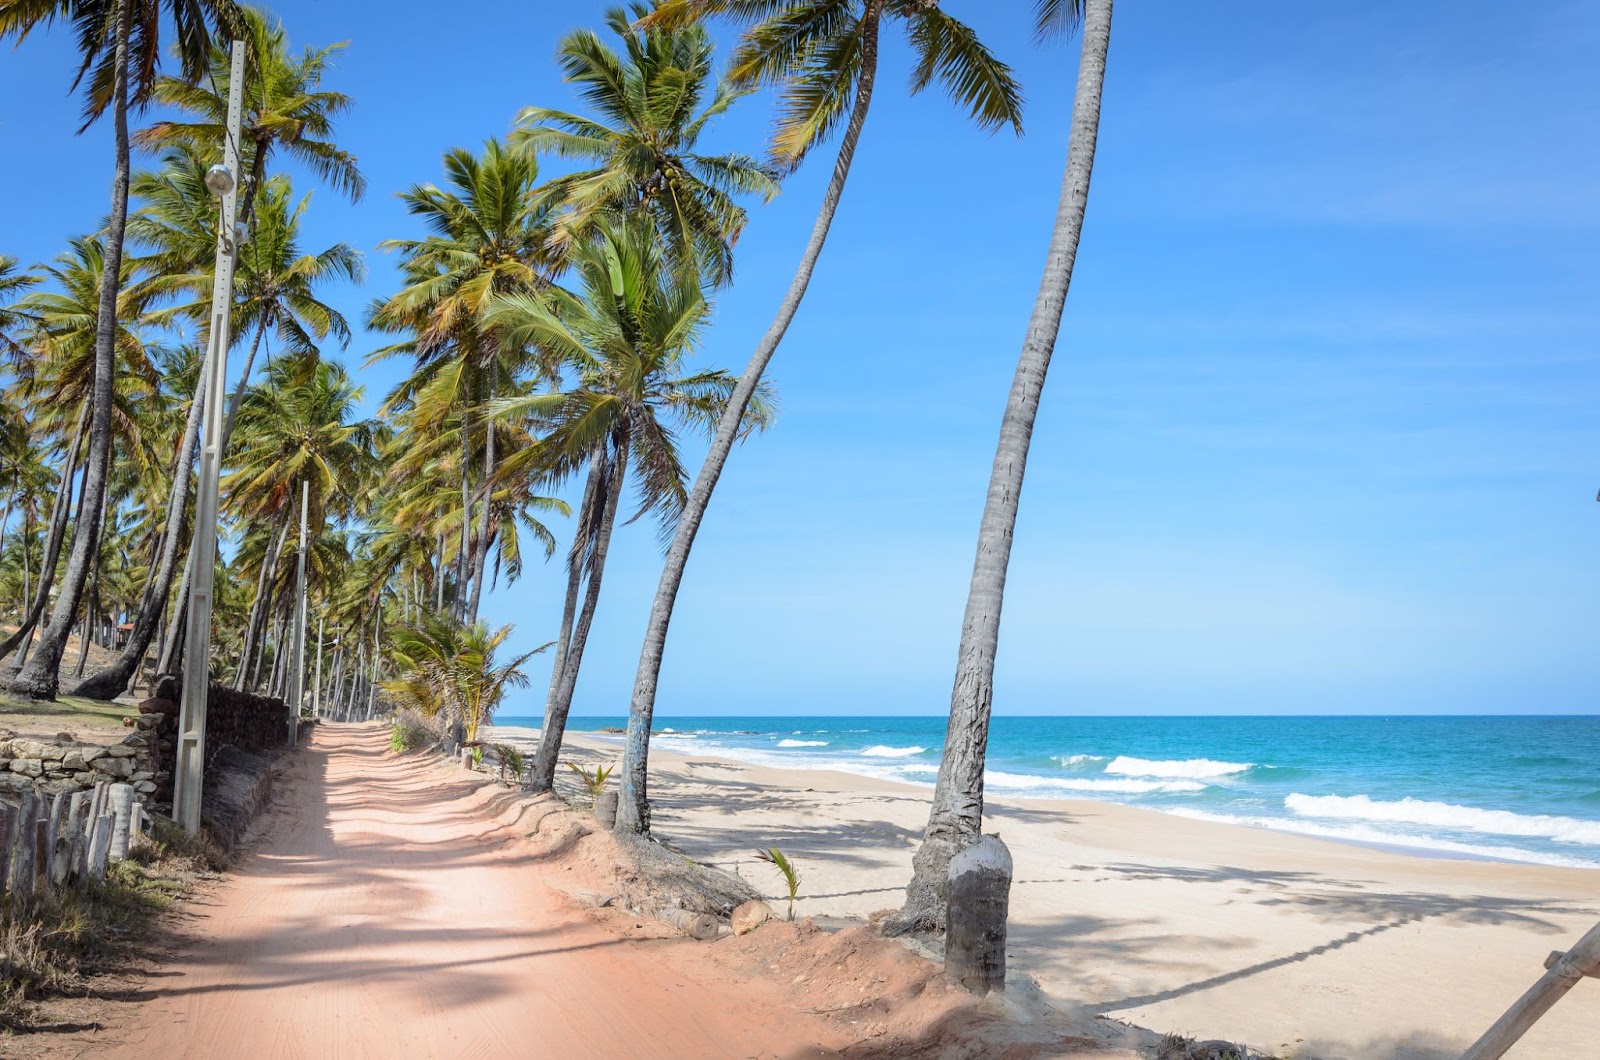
[106,725,850,1059]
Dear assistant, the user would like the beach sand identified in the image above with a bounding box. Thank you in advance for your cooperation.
[498,726,1600,1060]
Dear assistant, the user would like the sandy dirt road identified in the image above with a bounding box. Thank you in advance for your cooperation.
[107,725,841,1060]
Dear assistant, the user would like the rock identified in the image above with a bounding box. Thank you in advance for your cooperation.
[91,756,134,778]
[73,771,97,785]
[121,733,150,749]
[11,759,43,778]
[731,900,773,936]
[82,747,108,762]
[106,744,138,758]
[62,750,87,770]
[133,781,157,795]
[54,732,73,743]
[138,697,179,717]
[11,740,47,759]
[152,675,181,701]
[41,778,78,795]
[0,740,11,758]
[135,714,160,730]
[38,743,65,761]
[0,773,32,792]
[131,771,154,783]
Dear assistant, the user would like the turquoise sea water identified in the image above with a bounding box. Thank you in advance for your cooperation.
[493,714,1600,869]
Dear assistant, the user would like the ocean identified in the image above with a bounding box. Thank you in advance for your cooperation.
[490,714,1600,869]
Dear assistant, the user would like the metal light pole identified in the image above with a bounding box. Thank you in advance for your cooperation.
[288,479,308,746]
[174,39,246,834]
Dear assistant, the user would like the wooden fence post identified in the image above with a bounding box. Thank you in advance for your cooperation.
[109,783,134,861]
[10,793,37,898]
[944,834,1014,997]
[0,803,13,895]
[32,816,48,892]
[65,790,89,880]
[1460,918,1600,1059]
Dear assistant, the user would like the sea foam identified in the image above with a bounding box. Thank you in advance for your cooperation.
[985,769,1206,795]
[777,739,828,748]
[1285,793,1600,846]
[1170,808,1600,869]
[1105,756,1252,779]
[860,745,926,758]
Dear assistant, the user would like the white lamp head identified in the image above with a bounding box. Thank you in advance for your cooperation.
[205,164,235,197]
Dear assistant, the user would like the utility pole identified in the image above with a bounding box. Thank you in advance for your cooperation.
[288,479,308,746]
[174,40,245,834]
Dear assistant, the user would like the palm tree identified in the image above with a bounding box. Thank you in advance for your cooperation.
[386,616,545,745]
[134,5,365,227]
[511,3,778,288]
[486,218,772,793]
[369,139,561,623]
[0,254,40,361]
[0,237,157,670]
[891,0,1112,933]
[1,0,242,700]
[223,351,379,692]
[614,0,1024,835]
[76,159,363,699]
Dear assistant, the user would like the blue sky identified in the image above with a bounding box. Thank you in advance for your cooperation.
[2,1,1596,716]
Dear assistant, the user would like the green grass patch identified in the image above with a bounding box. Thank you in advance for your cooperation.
[0,694,137,730]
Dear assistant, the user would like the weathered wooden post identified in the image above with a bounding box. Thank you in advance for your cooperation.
[0,802,13,894]
[1460,918,1600,1059]
[32,815,48,892]
[944,834,1013,997]
[64,790,88,880]
[10,793,37,898]
[109,783,135,861]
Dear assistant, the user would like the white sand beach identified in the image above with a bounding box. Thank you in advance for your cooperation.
[489,726,1600,1060]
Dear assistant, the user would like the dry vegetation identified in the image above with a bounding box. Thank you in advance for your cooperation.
[0,818,221,1035]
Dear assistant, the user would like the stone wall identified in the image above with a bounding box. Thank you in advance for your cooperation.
[0,734,161,800]
[133,682,290,810]
[1,684,290,814]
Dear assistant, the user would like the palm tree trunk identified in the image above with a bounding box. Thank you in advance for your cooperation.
[528,448,605,790]
[890,0,1114,934]
[235,509,292,690]
[328,641,345,717]
[530,433,627,792]
[0,491,12,573]
[466,381,496,624]
[434,532,447,613]
[74,342,209,699]
[219,317,269,454]
[0,406,89,669]
[7,0,133,700]
[453,407,473,621]
[267,609,289,698]
[613,2,886,835]
[72,502,109,680]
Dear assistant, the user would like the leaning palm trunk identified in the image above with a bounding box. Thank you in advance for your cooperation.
[531,446,604,780]
[74,344,209,699]
[72,502,110,679]
[612,7,885,836]
[465,380,496,624]
[529,437,627,792]
[235,509,292,690]
[888,0,1113,934]
[0,405,89,669]
[8,1,134,700]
